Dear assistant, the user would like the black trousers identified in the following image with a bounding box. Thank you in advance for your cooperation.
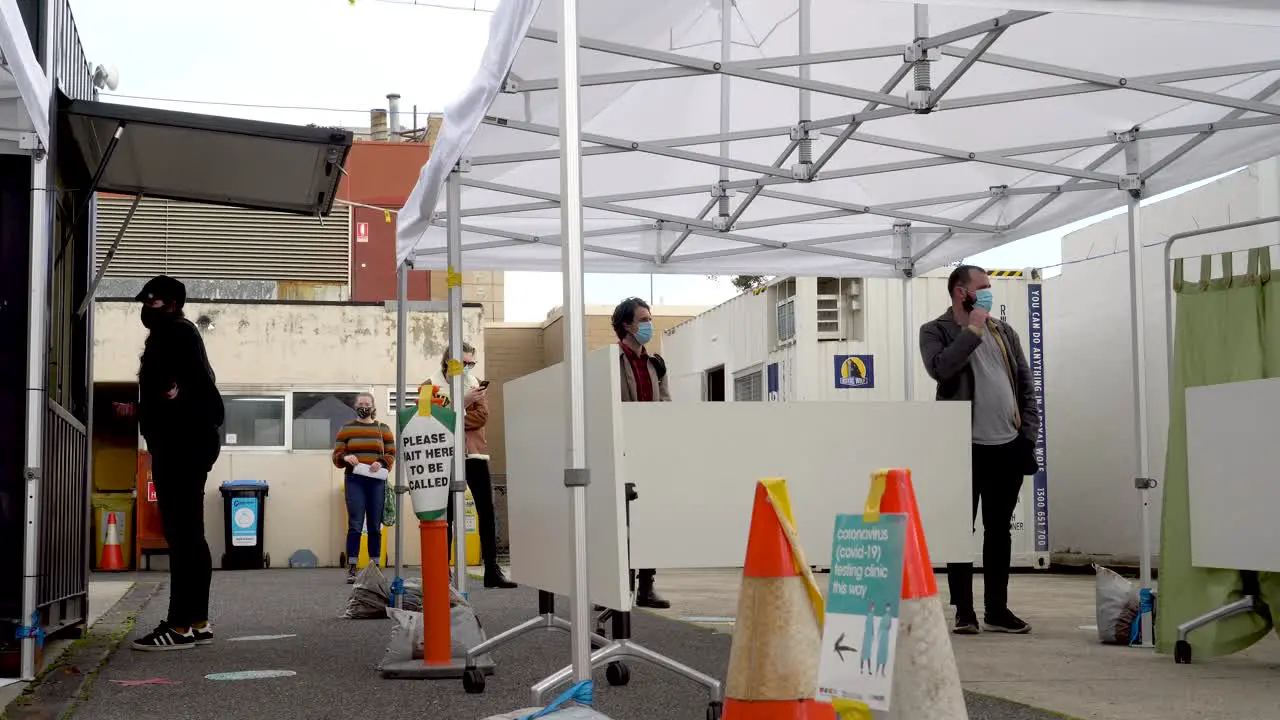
[447,458,499,568]
[947,439,1024,615]
[150,439,217,627]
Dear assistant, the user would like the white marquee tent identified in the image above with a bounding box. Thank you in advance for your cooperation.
[393,0,1280,700]
[398,0,1280,276]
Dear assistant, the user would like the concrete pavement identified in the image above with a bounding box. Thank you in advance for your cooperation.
[0,579,134,711]
[64,569,1071,720]
[647,569,1280,720]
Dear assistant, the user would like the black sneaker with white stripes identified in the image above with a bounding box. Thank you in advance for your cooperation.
[131,623,196,651]
[192,623,214,646]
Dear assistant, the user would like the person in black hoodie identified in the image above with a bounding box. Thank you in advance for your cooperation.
[117,275,225,651]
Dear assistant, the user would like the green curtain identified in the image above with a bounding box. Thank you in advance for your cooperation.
[1157,248,1280,656]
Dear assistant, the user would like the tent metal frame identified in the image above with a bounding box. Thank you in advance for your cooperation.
[414,38,1280,270]
[397,1,1280,706]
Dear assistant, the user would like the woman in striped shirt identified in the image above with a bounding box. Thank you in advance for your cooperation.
[332,392,396,583]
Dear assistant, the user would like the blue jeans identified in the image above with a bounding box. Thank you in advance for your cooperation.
[345,473,386,565]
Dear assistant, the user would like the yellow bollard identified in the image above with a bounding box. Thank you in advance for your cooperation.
[449,486,482,567]
[357,526,390,568]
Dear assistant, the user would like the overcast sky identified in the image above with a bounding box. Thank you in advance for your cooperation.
[69,0,1226,321]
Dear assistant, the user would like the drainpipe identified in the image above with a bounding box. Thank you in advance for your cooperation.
[20,0,56,682]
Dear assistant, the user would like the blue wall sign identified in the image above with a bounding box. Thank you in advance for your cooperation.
[833,355,875,389]
[230,497,259,548]
[767,363,779,401]
[1027,284,1049,553]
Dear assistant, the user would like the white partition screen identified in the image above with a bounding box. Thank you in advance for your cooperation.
[503,345,631,610]
[620,401,973,570]
[1186,378,1280,573]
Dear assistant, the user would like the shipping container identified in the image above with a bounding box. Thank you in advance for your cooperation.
[662,269,1050,570]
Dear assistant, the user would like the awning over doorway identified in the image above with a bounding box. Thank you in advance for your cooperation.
[59,97,353,216]
[0,0,52,147]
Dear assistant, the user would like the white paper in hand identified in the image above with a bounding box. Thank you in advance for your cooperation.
[353,463,389,481]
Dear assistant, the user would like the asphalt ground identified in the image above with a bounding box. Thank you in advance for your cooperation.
[66,570,1074,720]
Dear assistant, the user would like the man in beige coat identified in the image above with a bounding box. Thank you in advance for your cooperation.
[613,297,670,608]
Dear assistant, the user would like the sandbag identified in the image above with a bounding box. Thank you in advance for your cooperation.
[1095,564,1141,645]
[340,564,392,619]
[379,604,492,669]
[340,565,465,619]
[478,681,610,719]
[480,709,611,720]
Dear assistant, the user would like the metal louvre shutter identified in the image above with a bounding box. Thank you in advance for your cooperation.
[388,389,421,410]
[734,372,763,402]
[94,196,350,281]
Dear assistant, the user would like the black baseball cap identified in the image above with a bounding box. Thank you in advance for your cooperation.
[135,275,186,307]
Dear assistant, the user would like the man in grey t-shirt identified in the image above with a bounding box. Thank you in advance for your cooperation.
[920,265,1040,636]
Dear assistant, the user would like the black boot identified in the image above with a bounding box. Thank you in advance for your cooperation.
[484,565,517,589]
[635,581,670,609]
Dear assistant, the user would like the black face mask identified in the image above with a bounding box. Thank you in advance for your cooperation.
[140,306,171,329]
[355,406,374,419]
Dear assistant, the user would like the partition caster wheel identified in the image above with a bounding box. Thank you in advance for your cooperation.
[706,701,723,720]
[462,667,486,694]
[1175,640,1192,664]
[263,553,271,569]
[605,661,630,686]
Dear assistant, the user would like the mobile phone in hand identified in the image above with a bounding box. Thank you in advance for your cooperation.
[479,380,491,389]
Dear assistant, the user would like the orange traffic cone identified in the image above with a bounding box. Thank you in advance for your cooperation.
[724,478,835,720]
[873,468,968,720]
[100,512,126,572]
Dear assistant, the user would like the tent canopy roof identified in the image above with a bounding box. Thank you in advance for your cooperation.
[397,0,1280,277]
[60,98,353,216]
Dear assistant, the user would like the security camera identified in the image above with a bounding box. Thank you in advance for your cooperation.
[92,64,120,92]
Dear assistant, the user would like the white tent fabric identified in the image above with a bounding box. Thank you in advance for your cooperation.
[398,0,1280,277]
[0,0,52,146]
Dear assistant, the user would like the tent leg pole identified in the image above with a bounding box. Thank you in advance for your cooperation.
[542,0,593,690]
[446,170,468,599]
[393,261,407,606]
[798,0,811,129]
[1124,140,1155,649]
[897,223,915,401]
[716,0,731,221]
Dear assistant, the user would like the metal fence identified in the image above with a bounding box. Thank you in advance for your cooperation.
[51,0,93,102]
[38,399,88,634]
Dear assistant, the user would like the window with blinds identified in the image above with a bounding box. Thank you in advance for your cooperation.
[734,370,764,402]
[94,195,351,282]
[773,278,797,345]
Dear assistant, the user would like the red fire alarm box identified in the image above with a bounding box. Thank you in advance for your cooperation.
[135,451,168,569]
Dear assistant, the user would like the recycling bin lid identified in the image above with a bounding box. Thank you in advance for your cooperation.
[221,479,268,490]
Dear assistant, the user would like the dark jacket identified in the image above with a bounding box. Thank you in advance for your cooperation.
[919,308,1039,444]
[138,316,224,454]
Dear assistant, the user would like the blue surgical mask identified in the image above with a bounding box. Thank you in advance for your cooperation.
[974,288,994,312]
[634,321,654,345]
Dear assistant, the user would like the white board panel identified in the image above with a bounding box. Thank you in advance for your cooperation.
[1186,378,1280,572]
[504,345,631,610]
[621,402,972,570]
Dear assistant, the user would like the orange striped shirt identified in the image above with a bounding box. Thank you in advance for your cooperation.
[332,420,396,470]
